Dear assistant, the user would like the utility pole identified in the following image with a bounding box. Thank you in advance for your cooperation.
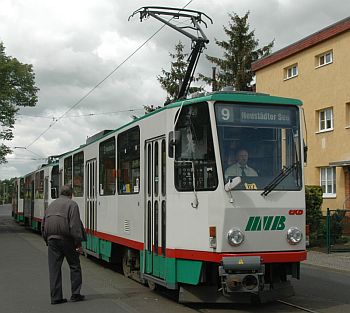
[212,67,217,91]
[4,183,7,204]
[2,183,5,205]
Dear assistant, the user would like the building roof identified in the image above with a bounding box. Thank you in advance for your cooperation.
[252,16,350,72]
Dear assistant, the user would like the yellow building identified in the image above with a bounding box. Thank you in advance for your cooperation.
[252,17,350,213]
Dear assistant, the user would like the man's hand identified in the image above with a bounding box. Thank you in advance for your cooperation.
[75,245,83,254]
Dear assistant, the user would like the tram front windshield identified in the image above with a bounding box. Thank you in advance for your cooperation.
[215,102,302,191]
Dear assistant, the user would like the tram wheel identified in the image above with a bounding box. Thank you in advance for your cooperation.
[147,279,157,291]
[83,249,88,258]
[122,250,132,278]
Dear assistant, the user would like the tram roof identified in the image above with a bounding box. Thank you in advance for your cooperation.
[167,91,303,108]
[59,91,302,157]
[23,161,59,177]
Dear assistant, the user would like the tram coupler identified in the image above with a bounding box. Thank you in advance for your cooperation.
[219,256,264,294]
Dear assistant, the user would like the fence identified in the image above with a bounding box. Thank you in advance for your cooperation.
[326,208,350,254]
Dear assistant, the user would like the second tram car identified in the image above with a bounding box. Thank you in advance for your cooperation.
[14,91,306,303]
[21,162,59,231]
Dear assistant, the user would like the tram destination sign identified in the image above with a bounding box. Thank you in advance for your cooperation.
[216,104,293,127]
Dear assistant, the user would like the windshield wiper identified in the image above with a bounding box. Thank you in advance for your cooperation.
[261,162,299,197]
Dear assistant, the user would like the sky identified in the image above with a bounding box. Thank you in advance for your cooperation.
[0,0,349,180]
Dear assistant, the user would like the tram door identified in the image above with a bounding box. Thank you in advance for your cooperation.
[144,137,167,279]
[86,159,97,248]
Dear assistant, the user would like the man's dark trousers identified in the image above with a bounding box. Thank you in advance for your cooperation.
[48,238,82,301]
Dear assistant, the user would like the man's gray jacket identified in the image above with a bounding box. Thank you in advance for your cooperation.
[42,195,86,246]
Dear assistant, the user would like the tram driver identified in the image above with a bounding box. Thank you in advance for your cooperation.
[224,148,258,179]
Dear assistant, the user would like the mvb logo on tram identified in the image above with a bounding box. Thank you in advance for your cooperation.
[245,216,286,231]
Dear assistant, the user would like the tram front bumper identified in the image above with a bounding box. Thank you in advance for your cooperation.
[219,256,264,293]
[179,256,295,303]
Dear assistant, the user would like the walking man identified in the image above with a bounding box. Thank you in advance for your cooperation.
[42,184,86,305]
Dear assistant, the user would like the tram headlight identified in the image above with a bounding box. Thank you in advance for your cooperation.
[227,228,244,246]
[287,227,303,245]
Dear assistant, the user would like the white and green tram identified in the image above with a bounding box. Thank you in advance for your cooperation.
[54,91,306,303]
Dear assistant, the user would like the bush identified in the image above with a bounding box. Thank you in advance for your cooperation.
[330,209,346,244]
[305,186,323,243]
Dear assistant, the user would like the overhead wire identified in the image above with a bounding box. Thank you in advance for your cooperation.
[5,157,47,162]
[17,108,144,120]
[8,147,46,159]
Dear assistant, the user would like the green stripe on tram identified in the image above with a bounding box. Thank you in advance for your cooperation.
[141,251,202,286]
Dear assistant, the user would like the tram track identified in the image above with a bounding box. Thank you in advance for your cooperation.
[186,300,321,313]
[277,300,320,313]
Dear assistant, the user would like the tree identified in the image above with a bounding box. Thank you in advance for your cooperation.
[0,42,39,163]
[200,11,274,91]
[157,41,201,103]
[143,104,161,114]
[0,178,15,204]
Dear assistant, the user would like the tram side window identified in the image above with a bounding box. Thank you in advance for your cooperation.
[25,177,30,200]
[20,178,25,199]
[174,103,218,191]
[35,170,44,199]
[117,126,140,194]
[99,137,116,196]
[64,156,72,186]
[51,165,59,199]
[73,152,84,197]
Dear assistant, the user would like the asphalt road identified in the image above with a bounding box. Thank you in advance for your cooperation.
[0,203,11,216]
[287,265,350,312]
[1,203,350,313]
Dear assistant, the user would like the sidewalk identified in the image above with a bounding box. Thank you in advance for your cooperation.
[0,204,192,313]
[304,249,350,272]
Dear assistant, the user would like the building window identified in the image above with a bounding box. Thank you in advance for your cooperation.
[316,51,333,67]
[284,64,298,80]
[99,137,116,195]
[318,107,333,132]
[320,167,336,197]
[346,102,350,128]
[73,152,84,197]
[117,126,140,194]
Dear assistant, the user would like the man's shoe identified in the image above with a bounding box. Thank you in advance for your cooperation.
[51,298,67,305]
[70,294,85,302]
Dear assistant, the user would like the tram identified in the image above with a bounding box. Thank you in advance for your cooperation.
[13,90,306,302]
[12,7,307,303]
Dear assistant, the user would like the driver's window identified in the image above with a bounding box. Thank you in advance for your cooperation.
[174,102,218,191]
